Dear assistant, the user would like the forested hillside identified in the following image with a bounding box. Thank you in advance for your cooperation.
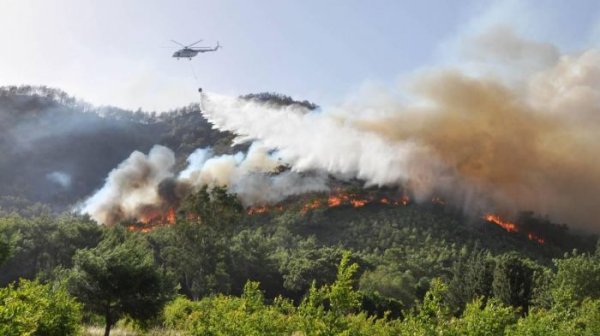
[0,86,598,335]
[0,85,236,210]
[1,186,598,335]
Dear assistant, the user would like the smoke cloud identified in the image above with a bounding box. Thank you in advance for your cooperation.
[199,30,600,231]
[82,143,327,225]
[179,144,328,205]
[46,171,72,189]
[81,145,176,225]
[81,27,600,231]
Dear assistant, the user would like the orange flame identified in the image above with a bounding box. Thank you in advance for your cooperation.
[247,206,269,215]
[484,214,519,233]
[129,207,177,233]
[246,191,411,215]
[350,199,368,207]
[484,213,544,244]
[166,208,176,224]
[138,209,161,225]
[303,199,323,212]
[528,233,545,244]
[327,196,343,207]
[128,225,153,233]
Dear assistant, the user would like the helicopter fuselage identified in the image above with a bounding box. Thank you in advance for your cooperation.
[172,48,200,59]
[172,45,219,59]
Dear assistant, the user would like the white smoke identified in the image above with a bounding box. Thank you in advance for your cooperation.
[46,171,72,189]
[81,145,176,225]
[81,143,327,224]
[179,143,328,205]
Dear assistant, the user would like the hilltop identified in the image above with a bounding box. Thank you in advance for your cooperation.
[0,86,249,210]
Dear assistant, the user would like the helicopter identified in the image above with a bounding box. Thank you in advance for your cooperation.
[171,39,220,60]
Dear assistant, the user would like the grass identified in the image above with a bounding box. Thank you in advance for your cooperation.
[84,326,181,336]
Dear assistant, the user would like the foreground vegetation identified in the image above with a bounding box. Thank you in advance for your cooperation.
[1,188,599,335]
[161,253,600,335]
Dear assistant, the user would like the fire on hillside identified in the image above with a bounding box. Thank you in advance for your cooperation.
[128,207,176,233]
[246,191,412,215]
[484,214,545,244]
[125,190,545,245]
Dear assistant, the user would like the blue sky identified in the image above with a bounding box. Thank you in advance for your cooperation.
[0,0,599,111]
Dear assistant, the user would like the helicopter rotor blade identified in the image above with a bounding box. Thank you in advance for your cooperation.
[187,39,204,47]
[170,40,186,47]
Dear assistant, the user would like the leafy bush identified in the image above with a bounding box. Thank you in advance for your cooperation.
[551,250,600,308]
[163,296,203,330]
[448,298,517,336]
[0,279,81,336]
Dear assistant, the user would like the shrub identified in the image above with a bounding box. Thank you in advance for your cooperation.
[0,279,82,336]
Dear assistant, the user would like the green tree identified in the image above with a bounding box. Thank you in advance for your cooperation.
[68,227,175,336]
[150,187,243,299]
[0,213,101,285]
[447,248,495,312]
[359,264,419,309]
[0,222,11,266]
[551,250,600,308]
[279,238,344,296]
[228,228,284,297]
[492,253,534,313]
[150,216,232,299]
[178,186,243,234]
[0,279,81,336]
[328,251,362,316]
[394,278,452,336]
[530,267,554,309]
[507,299,600,335]
[417,278,452,327]
[449,297,517,336]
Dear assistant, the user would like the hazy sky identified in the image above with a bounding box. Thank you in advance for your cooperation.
[0,0,599,111]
